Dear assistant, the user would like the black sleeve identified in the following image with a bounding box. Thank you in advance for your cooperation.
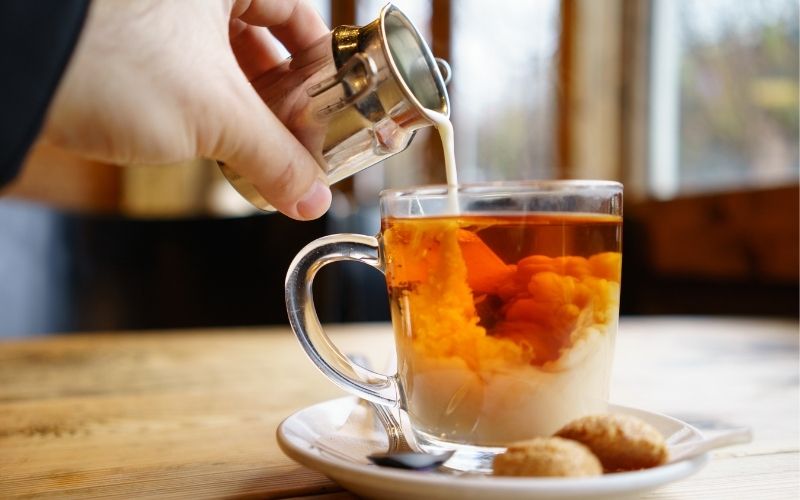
[0,1,90,187]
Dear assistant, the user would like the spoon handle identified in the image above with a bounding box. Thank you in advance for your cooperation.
[669,427,753,463]
[372,401,414,452]
[347,353,413,453]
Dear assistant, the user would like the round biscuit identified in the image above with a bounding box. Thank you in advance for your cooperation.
[555,414,668,471]
[492,437,603,477]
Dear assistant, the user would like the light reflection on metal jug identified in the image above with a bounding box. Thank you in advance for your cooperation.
[219,3,451,212]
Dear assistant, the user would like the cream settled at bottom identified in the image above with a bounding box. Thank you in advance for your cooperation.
[403,316,616,445]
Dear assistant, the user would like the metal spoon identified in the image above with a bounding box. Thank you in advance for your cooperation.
[365,389,459,470]
[368,449,456,470]
[370,400,413,452]
[348,354,456,470]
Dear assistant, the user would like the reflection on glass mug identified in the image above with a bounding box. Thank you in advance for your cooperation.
[220,3,451,211]
[285,181,623,471]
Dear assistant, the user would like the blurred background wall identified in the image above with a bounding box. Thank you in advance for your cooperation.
[0,0,797,337]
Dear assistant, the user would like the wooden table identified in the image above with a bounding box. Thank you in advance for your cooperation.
[0,318,797,499]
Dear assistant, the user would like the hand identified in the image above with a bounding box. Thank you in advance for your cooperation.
[41,0,332,220]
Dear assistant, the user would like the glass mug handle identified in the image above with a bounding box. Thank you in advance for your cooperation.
[285,234,400,407]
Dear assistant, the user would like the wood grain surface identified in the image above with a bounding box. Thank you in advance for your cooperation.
[0,318,797,499]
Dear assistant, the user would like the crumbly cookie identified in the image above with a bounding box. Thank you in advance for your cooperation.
[555,414,668,471]
[492,437,603,477]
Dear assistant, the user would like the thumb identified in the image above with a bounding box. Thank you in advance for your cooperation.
[211,78,331,220]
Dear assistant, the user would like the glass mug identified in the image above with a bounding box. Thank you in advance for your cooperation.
[285,181,623,470]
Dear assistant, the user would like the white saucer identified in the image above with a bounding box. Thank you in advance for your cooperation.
[277,397,709,500]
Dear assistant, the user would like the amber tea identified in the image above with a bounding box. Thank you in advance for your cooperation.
[382,212,622,447]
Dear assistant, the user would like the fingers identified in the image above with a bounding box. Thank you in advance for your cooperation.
[234,0,329,54]
[221,1,331,219]
[229,20,286,81]
[212,74,331,220]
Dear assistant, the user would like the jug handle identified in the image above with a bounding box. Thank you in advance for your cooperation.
[435,58,451,85]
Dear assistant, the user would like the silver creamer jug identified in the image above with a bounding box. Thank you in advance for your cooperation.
[219,3,451,211]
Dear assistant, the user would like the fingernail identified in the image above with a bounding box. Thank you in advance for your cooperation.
[296,179,332,220]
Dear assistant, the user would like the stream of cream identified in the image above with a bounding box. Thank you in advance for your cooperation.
[423,109,460,213]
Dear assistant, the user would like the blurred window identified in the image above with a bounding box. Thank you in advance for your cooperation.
[650,0,799,198]
[351,0,561,193]
[451,0,560,183]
